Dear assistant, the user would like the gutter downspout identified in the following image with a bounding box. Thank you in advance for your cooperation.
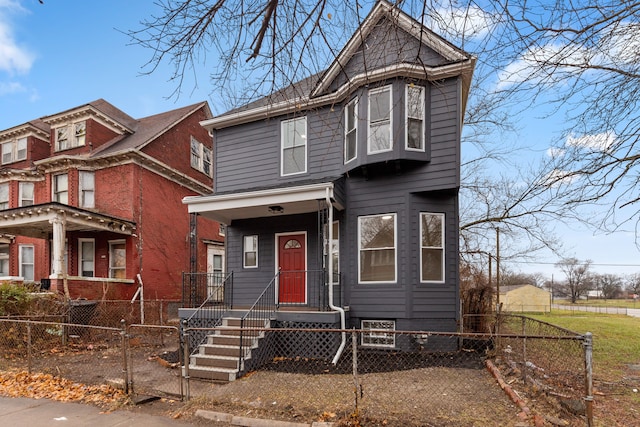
[326,188,346,364]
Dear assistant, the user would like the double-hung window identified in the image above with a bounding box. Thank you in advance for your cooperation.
[406,85,425,151]
[79,238,95,277]
[1,137,27,164]
[368,85,392,154]
[344,99,358,163]
[19,182,34,206]
[55,121,86,151]
[243,235,258,268]
[358,213,396,283]
[0,183,8,210]
[420,213,445,282]
[79,171,95,208]
[190,137,212,176]
[19,245,34,281]
[53,174,68,204]
[281,117,307,176]
[109,240,126,279]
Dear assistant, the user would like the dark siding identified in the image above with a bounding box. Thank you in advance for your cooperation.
[329,16,444,94]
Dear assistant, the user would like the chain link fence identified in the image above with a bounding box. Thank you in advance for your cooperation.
[0,308,593,426]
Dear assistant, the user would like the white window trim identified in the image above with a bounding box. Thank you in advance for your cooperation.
[420,212,445,283]
[78,238,95,278]
[357,213,397,284]
[190,137,212,176]
[52,173,68,204]
[19,244,34,281]
[1,137,27,165]
[361,320,396,348]
[79,171,95,208]
[344,98,358,164]
[0,182,9,210]
[405,84,426,152]
[55,121,86,152]
[367,85,393,155]
[0,244,9,276]
[280,116,308,176]
[243,235,258,269]
[108,239,126,279]
[19,182,34,207]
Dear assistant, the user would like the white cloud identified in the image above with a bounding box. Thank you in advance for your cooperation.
[546,147,565,158]
[427,5,498,41]
[566,131,616,152]
[0,1,34,75]
[0,80,25,95]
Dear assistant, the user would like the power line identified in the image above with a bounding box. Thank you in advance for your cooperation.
[512,260,640,268]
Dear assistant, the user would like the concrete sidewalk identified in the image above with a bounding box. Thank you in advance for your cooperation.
[0,397,199,427]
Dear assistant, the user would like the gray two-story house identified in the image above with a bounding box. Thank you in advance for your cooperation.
[182,0,475,377]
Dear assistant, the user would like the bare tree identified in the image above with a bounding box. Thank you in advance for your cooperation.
[555,258,593,303]
[593,273,623,300]
[625,273,640,296]
[126,1,640,266]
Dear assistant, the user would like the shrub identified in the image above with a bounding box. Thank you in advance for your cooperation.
[0,282,34,316]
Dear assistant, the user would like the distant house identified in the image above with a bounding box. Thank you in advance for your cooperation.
[183,0,474,358]
[0,99,222,303]
[499,285,551,313]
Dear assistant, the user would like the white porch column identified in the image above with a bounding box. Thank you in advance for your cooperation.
[49,214,66,278]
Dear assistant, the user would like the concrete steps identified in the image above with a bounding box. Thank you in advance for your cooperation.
[186,317,269,382]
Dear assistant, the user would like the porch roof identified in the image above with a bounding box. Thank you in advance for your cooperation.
[0,202,136,239]
[183,182,344,225]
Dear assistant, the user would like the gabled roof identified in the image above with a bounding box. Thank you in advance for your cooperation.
[0,119,50,142]
[91,101,211,157]
[201,0,475,131]
[41,99,138,134]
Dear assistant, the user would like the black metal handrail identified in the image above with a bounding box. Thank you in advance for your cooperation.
[182,271,233,354]
[238,272,279,372]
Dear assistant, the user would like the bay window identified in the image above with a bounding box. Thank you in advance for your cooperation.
[358,213,396,283]
[368,85,392,153]
[406,85,425,151]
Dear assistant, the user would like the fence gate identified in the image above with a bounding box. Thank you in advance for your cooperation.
[127,324,183,400]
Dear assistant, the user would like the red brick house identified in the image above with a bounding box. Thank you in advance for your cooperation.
[0,99,222,301]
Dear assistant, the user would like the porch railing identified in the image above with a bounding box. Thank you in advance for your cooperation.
[181,272,234,353]
[277,269,340,310]
[181,271,234,308]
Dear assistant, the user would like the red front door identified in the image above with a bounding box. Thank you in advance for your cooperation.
[278,233,306,304]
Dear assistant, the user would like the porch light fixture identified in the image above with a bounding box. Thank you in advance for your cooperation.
[268,205,284,214]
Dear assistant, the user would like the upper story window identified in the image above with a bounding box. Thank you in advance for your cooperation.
[19,182,34,206]
[190,137,212,176]
[1,137,27,164]
[420,213,445,282]
[79,171,95,208]
[0,183,8,210]
[344,99,358,164]
[406,85,425,151]
[281,117,307,176]
[53,173,68,204]
[368,85,392,154]
[55,121,86,151]
[358,213,396,283]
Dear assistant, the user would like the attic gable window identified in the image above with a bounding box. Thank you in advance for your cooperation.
[1,137,27,164]
[190,137,212,176]
[281,116,307,176]
[406,85,425,151]
[55,121,86,151]
[368,85,392,154]
[344,98,358,163]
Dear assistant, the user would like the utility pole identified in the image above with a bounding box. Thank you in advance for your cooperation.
[496,227,500,311]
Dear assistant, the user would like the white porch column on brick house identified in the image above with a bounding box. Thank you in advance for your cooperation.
[49,214,66,278]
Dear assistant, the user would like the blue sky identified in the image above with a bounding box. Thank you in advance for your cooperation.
[1,0,639,280]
